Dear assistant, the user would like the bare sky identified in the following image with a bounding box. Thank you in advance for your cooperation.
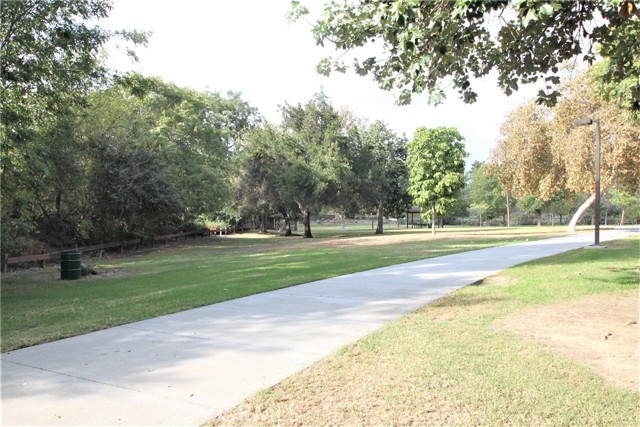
[102,0,541,165]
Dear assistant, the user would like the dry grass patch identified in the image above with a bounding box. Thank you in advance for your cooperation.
[502,292,639,392]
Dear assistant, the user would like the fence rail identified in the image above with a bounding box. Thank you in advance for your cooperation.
[3,225,253,273]
[6,252,61,265]
[152,229,210,244]
[3,238,141,273]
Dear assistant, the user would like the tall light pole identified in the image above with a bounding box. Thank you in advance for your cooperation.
[575,117,601,246]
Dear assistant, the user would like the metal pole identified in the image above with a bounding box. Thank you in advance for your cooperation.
[594,119,601,246]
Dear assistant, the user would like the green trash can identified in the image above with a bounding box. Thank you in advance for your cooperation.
[61,251,82,280]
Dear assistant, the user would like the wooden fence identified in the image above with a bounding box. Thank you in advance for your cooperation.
[3,225,254,273]
[3,239,141,273]
[152,229,211,245]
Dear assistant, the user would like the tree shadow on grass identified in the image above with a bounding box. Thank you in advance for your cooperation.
[427,292,504,308]
[585,268,639,289]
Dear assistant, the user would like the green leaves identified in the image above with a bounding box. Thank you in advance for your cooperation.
[287,0,309,22]
[407,127,468,229]
[519,2,562,28]
[296,0,639,111]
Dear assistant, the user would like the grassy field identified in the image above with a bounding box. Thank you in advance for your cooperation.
[209,236,639,426]
[1,225,569,351]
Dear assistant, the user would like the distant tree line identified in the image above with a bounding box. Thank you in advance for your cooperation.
[235,92,417,238]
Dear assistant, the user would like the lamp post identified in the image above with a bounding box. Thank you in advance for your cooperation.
[575,117,601,246]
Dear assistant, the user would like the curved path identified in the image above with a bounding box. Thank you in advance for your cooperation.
[2,228,637,426]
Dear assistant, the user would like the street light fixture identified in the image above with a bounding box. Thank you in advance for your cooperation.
[574,117,601,247]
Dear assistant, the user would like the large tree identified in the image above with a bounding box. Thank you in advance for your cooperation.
[407,126,467,234]
[491,69,640,231]
[550,70,640,231]
[280,92,348,238]
[491,101,563,204]
[290,0,640,110]
[355,121,410,234]
[0,0,147,254]
[235,124,299,234]
[79,77,258,241]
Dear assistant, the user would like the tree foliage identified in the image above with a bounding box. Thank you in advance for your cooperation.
[234,97,411,237]
[491,67,640,230]
[609,188,640,225]
[354,121,410,234]
[0,0,147,166]
[549,71,640,196]
[407,127,467,234]
[279,92,349,237]
[492,100,562,202]
[235,124,298,234]
[467,162,506,225]
[1,74,258,254]
[291,0,640,110]
[0,0,152,254]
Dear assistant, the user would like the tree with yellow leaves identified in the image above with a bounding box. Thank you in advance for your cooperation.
[490,101,564,226]
[550,70,640,231]
[491,68,640,230]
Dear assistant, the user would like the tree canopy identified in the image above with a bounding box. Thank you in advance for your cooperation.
[291,0,640,110]
[1,73,259,253]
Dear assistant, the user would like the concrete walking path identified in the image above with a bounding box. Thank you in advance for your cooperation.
[2,228,637,426]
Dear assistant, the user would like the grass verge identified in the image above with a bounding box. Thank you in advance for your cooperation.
[1,225,567,351]
[208,236,639,426]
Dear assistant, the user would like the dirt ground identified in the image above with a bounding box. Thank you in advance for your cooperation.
[502,292,639,392]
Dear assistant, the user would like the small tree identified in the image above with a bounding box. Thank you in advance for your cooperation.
[407,127,467,234]
[517,195,546,227]
[468,162,506,225]
[609,189,640,225]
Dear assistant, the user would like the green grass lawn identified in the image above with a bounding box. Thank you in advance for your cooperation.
[209,236,639,426]
[2,225,568,351]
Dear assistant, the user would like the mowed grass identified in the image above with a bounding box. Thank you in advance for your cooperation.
[1,225,570,351]
[209,236,640,426]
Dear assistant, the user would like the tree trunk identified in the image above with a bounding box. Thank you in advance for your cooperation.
[619,209,625,226]
[431,202,436,235]
[375,201,384,234]
[55,191,62,217]
[284,215,292,236]
[260,208,268,234]
[536,210,542,227]
[567,194,596,232]
[302,209,312,238]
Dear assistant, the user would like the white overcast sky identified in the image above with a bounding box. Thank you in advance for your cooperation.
[102,0,542,165]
